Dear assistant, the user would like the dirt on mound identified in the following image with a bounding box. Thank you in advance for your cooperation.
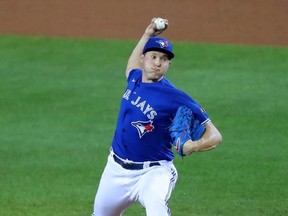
[1,0,287,46]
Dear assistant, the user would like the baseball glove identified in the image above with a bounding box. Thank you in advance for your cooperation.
[169,106,206,157]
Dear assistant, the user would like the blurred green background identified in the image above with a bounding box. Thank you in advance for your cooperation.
[0,36,287,216]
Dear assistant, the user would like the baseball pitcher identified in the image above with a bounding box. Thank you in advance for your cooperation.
[92,17,222,216]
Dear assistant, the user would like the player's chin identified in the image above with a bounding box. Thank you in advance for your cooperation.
[148,74,163,82]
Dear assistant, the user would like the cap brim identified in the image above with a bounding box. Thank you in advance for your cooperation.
[144,48,174,60]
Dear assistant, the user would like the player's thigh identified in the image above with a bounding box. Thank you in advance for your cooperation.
[92,155,134,216]
[139,165,177,205]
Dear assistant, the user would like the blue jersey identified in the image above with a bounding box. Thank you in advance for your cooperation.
[111,69,210,162]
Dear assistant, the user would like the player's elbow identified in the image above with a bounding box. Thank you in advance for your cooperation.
[201,128,222,152]
[211,129,222,149]
[205,122,222,148]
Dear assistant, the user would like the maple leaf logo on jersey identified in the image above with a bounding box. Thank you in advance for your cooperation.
[155,40,169,48]
[131,120,155,138]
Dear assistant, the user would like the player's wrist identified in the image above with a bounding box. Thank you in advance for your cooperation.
[182,140,194,155]
[143,30,156,38]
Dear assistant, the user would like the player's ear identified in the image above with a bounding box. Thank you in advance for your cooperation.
[140,54,145,63]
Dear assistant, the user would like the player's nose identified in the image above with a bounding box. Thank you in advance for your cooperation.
[154,58,161,67]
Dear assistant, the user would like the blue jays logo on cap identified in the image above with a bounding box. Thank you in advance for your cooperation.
[142,36,174,59]
[155,40,169,48]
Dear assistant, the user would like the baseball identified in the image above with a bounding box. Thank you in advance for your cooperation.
[154,18,166,30]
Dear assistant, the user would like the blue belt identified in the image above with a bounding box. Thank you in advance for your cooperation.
[113,154,160,170]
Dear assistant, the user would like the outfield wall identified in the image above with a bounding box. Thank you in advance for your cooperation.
[1,0,287,46]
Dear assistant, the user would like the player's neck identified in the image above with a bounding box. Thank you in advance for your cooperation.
[142,76,164,83]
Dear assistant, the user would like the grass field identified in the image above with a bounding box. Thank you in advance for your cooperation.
[0,36,287,216]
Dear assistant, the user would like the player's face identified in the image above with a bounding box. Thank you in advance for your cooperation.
[141,51,171,82]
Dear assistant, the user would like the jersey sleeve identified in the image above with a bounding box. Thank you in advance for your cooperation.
[171,90,210,125]
[127,69,142,83]
[187,102,210,125]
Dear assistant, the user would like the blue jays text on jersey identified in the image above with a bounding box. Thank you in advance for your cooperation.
[123,90,157,120]
[112,69,210,162]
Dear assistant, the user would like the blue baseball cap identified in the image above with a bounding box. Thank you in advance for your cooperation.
[142,37,174,59]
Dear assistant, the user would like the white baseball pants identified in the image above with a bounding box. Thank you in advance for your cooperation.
[92,152,178,216]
